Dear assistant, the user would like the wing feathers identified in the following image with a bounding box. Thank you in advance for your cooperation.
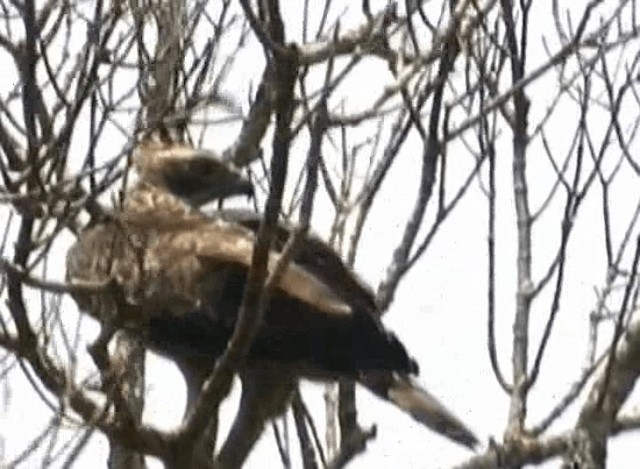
[211,209,378,313]
[159,221,353,317]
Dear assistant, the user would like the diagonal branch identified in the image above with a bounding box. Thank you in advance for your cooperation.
[172,23,299,468]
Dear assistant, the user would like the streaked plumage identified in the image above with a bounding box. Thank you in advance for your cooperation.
[66,140,478,462]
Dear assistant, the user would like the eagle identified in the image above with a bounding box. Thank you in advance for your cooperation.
[66,139,478,466]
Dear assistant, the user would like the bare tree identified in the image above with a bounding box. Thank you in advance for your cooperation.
[1,0,640,468]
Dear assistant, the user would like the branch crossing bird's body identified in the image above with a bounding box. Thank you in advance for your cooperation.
[66,140,479,463]
[69,210,416,378]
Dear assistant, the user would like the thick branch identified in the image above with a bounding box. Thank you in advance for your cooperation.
[563,301,640,466]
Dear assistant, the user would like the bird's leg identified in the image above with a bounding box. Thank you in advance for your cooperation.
[215,366,297,469]
[175,359,222,462]
[177,361,211,420]
[86,281,133,390]
[87,321,116,381]
[87,321,139,429]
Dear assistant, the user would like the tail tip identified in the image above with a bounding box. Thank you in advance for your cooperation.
[454,428,479,450]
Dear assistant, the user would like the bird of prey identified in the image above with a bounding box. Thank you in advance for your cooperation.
[66,139,478,466]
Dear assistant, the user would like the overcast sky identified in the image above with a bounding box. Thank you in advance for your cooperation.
[2,1,640,468]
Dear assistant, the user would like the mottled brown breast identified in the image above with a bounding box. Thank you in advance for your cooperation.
[66,222,149,325]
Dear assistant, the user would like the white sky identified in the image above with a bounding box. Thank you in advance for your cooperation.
[2,1,640,468]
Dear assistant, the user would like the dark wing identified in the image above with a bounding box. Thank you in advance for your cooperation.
[144,218,418,378]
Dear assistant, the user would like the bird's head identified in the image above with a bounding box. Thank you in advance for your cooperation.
[134,139,253,207]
